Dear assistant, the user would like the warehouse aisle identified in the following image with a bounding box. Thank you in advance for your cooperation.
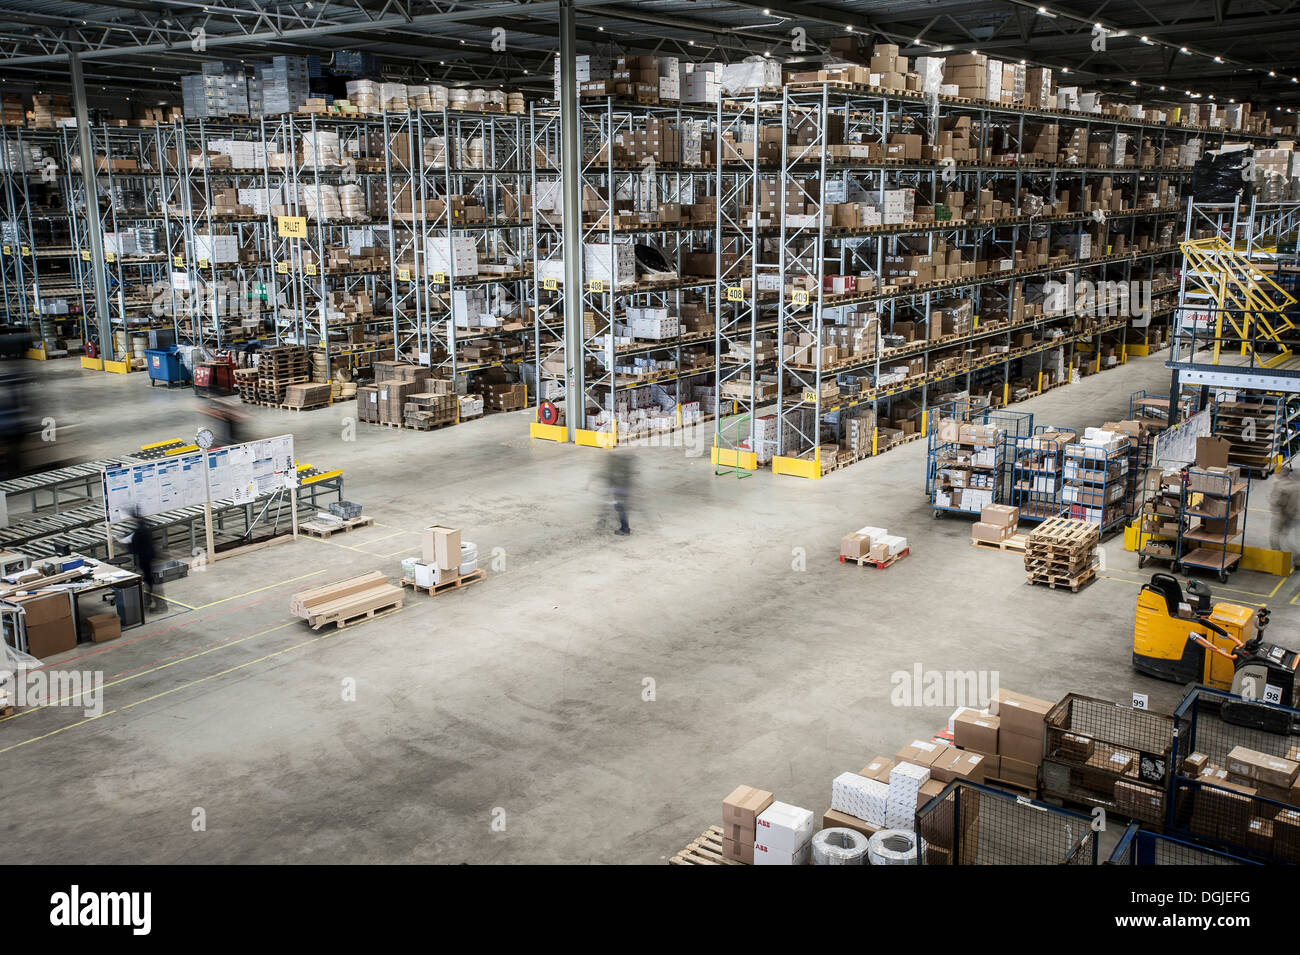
[3,355,1298,863]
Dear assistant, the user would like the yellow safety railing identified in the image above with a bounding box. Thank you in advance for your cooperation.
[1180,236,1298,367]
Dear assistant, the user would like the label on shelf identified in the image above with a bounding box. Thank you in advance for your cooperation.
[277,215,308,239]
[20,245,29,256]
[0,245,8,255]
[801,389,817,403]
[726,286,744,302]
[791,289,809,306]
[305,264,317,276]
[105,252,115,262]
[83,251,92,262]
[198,258,210,269]
[276,262,289,275]
[543,277,558,291]
[588,279,604,293]
[431,271,446,286]
[398,268,411,282]
[173,255,183,267]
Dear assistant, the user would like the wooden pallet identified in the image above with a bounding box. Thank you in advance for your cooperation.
[311,597,403,629]
[1026,565,1096,592]
[670,826,744,866]
[840,546,910,569]
[0,704,14,718]
[401,567,487,595]
[300,515,374,538]
[971,533,1029,553]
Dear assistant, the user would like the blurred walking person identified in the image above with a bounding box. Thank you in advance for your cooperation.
[1271,470,1300,557]
[126,507,164,612]
[606,450,635,536]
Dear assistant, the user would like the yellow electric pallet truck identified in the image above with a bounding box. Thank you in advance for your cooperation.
[1134,573,1300,728]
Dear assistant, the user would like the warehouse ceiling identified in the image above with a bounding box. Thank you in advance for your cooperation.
[0,0,1296,109]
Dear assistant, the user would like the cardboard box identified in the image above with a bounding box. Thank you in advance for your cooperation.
[840,533,871,559]
[999,728,1043,766]
[896,738,946,767]
[754,840,811,865]
[755,801,815,853]
[981,503,1019,527]
[954,711,999,753]
[1226,746,1300,789]
[24,618,77,658]
[1060,732,1096,761]
[423,524,461,570]
[971,521,1011,544]
[991,688,1054,738]
[723,785,774,829]
[999,755,1039,788]
[86,611,121,643]
[930,748,987,785]
[722,836,754,864]
[15,592,73,628]
[822,807,879,839]
[860,756,895,782]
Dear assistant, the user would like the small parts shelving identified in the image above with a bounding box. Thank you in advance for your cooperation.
[926,400,1033,519]
[1212,392,1284,478]
[1011,426,1076,523]
[1136,465,1184,568]
[1179,467,1250,582]
[1061,430,1130,535]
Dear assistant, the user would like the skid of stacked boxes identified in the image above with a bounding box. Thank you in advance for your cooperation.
[1062,428,1130,533]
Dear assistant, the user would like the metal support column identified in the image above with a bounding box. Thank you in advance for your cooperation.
[558,0,584,441]
[69,50,113,358]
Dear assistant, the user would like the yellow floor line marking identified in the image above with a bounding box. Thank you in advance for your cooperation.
[148,592,199,611]
[1105,569,1280,599]
[191,568,331,609]
[0,620,300,727]
[299,535,373,554]
[1,606,409,752]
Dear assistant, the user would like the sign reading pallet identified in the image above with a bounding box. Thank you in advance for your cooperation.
[277,215,308,239]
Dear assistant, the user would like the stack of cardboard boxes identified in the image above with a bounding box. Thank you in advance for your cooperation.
[953,688,1053,791]
[408,524,462,588]
[970,503,1020,545]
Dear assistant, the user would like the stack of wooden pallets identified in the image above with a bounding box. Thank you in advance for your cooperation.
[1024,517,1100,592]
[290,570,403,629]
[239,345,310,406]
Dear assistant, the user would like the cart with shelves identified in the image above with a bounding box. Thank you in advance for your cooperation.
[926,399,1033,519]
[1177,467,1249,582]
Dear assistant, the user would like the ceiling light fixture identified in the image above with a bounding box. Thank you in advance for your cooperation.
[1270,71,1277,77]
[1037,6,1056,17]
[1214,56,1223,63]
[1179,46,1190,54]
[1140,36,1153,45]
[845,25,853,32]
[1130,80,1138,86]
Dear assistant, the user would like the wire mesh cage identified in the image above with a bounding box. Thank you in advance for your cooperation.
[1042,693,1177,828]
[1170,778,1300,862]
[1108,822,1260,865]
[1173,685,1300,772]
[915,780,1098,865]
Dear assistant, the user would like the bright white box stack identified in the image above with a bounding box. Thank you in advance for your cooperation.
[831,772,890,829]
[191,234,239,264]
[885,761,931,828]
[583,242,636,286]
[452,287,490,327]
[424,235,479,277]
[754,801,814,866]
[624,307,679,339]
[102,232,138,256]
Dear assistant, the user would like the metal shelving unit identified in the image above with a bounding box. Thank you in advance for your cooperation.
[1011,425,1074,523]
[926,399,1032,518]
[1178,467,1250,581]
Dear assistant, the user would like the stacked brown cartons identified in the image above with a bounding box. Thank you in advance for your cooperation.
[721,785,774,864]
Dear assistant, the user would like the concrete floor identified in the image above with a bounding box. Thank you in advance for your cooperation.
[2,354,1298,864]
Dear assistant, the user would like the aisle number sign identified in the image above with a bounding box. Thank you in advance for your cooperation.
[276,262,289,275]
[543,277,558,291]
[172,255,183,267]
[726,286,744,302]
[198,257,210,269]
[398,268,411,282]
[0,245,8,255]
[588,279,604,293]
[20,245,29,257]
[791,289,810,306]
[305,263,317,276]
[277,215,308,239]
[431,271,446,285]
[83,251,93,262]
[105,252,115,263]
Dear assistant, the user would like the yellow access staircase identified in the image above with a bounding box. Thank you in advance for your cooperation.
[1180,236,1298,367]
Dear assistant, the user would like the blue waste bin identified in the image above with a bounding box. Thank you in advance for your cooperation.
[144,346,188,387]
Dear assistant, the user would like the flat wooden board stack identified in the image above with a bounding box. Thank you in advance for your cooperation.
[1024,517,1100,591]
[290,570,403,630]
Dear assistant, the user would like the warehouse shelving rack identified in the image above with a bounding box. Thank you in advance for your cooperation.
[925,399,1032,518]
[1011,425,1073,523]
[532,96,721,448]
[1177,467,1249,581]
[705,80,1233,479]
[64,123,176,366]
[1212,389,1286,477]
[1135,463,1185,568]
[1062,439,1130,534]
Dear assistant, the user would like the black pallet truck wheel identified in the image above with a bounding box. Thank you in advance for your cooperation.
[933,509,943,519]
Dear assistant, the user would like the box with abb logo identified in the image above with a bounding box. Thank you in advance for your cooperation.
[754,801,814,865]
